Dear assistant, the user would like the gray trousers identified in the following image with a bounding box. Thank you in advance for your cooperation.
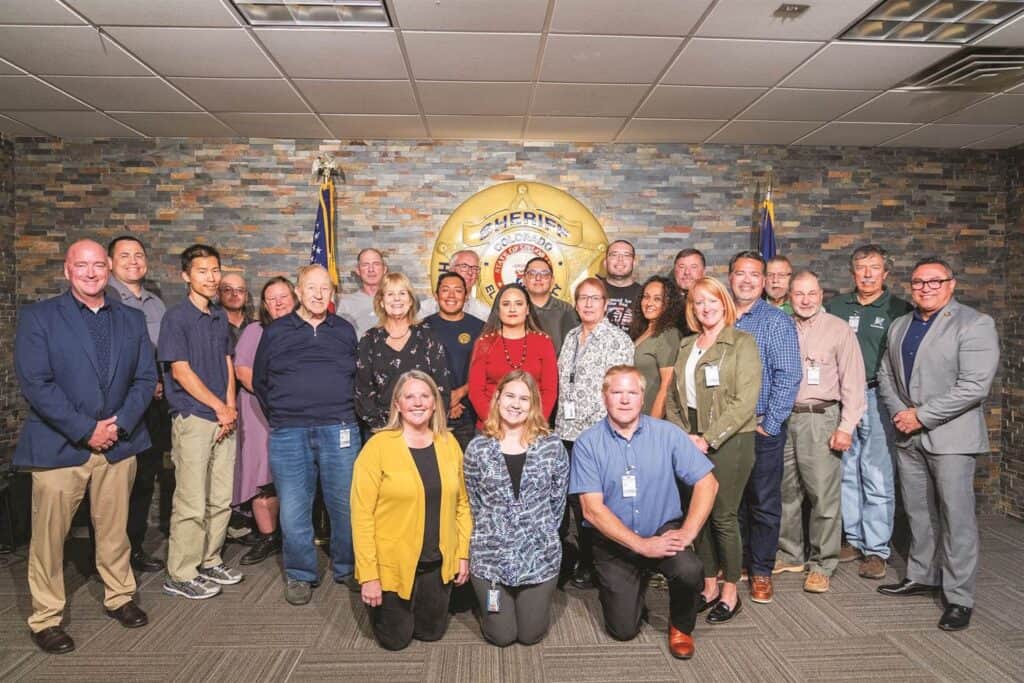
[897,439,978,607]
[777,406,843,576]
[470,575,558,647]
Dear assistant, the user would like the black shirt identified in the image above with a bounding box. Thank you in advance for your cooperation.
[503,451,527,499]
[603,281,642,333]
[411,444,442,563]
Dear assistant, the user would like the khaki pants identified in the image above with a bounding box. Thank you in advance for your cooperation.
[777,406,843,576]
[167,415,237,582]
[28,453,137,632]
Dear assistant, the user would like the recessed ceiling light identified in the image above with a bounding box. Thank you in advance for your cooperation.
[231,0,391,27]
[843,0,1024,43]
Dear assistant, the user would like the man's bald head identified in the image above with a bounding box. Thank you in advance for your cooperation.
[64,239,110,306]
[789,270,822,320]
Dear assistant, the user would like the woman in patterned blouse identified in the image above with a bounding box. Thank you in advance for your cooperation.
[556,277,634,589]
[468,284,558,426]
[355,272,452,432]
[463,370,568,647]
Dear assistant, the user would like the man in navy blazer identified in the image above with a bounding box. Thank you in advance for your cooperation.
[14,239,157,654]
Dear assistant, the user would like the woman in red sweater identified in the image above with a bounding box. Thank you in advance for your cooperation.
[468,284,558,426]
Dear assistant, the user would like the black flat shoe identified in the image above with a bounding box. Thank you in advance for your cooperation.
[938,604,972,631]
[31,626,75,654]
[240,533,281,566]
[130,550,165,573]
[697,594,721,613]
[877,578,939,597]
[571,565,594,589]
[105,600,149,628]
[706,597,742,624]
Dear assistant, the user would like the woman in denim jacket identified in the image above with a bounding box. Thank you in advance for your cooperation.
[463,370,569,646]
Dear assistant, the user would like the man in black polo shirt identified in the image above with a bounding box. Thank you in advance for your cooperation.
[253,264,361,606]
[423,272,483,451]
[601,239,642,333]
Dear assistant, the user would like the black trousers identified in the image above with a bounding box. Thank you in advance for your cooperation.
[127,397,172,550]
[560,440,594,571]
[369,560,453,651]
[592,521,703,640]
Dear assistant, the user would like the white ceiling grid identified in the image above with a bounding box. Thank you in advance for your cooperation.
[0,0,1020,148]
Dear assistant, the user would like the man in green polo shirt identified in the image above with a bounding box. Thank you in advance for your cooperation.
[825,245,912,580]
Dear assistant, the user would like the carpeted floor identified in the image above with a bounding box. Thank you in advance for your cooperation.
[1,515,1022,682]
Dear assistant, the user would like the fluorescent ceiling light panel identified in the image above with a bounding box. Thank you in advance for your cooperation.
[843,0,1024,43]
[232,0,390,27]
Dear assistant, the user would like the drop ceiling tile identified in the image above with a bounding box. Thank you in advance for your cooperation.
[295,80,418,114]
[427,115,523,140]
[404,32,540,81]
[217,113,329,138]
[3,110,141,137]
[882,123,1015,148]
[392,0,548,31]
[47,76,200,112]
[549,0,711,36]
[842,91,988,123]
[975,12,1024,47]
[618,118,724,142]
[256,29,407,80]
[0,0,85,24]
[664,39,822,86]
[783,43,959,90]
[526,116,624,142]
[106,27,278,78]
[0,61,21,75]
[172,77,306,113]
[541,35,683,84]
[739,89,877,121]
[966,125,1024,149]
[0,113,46,136]
[638,85,765,119]
[322,114,427,139]
[66,0,240,27]
[707,120,822,144]
[697,0,879,40]
[793,122,920,146]
[418,81,530,116]
[939,95,1024,125]
[532,83,648,116]
[0,76,89,110]
[0,27,149,76]
[108,112,236,137]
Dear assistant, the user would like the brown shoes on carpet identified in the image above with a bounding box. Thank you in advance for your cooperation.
[668,626,695,659]
[858,555,887,579]
[750,575,774,603]
[839,544,862,563]
[803,572,830,593]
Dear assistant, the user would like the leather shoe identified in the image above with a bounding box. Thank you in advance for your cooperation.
[31,626,75,654]
[706,597,742,624]
[697,593,721,613]
[877,578,939,597]
[130,550,165,573]
[938,604,972,631]
[240,533,281,566]
[668,626,695,659]
[750,575,773,603]
[105,600,149,628]
[571,564,594,589]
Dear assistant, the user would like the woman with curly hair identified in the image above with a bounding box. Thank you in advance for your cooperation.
[628,275,686,418]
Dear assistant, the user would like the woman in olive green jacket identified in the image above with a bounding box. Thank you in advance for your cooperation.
[666,277,761,625]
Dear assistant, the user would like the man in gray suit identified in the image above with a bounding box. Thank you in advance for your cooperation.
[875,257,999,632]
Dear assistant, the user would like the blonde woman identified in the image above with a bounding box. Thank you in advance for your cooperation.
[351,370,471,651]
[463,370,568,647]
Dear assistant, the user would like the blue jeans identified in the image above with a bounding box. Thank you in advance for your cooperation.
[740,423,787,577]
[269,423,361,583]
[840,388,896,559]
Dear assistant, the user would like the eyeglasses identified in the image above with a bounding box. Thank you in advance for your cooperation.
[607,252,634,260]
[449,264,480,274]
[577,295,605,304]
[910,278,953,290]
[525,270,552,279]
[219,287,246,295]
[766,272,792,280]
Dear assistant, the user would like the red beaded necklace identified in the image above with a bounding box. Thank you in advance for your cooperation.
[500,333,528,370]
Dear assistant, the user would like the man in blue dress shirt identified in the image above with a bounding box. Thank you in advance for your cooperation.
[570,365,717,660]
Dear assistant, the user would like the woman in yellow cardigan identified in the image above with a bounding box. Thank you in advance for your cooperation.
[351,369,472,651]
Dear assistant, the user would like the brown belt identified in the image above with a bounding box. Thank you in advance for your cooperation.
[791,400,838,415]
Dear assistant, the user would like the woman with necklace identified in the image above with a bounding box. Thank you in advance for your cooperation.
[468,283,558,426]
[355,272,452,432]
[463,371,568,646]
[628,275,686,418]
[666,277,761,625]
[351,370,471,650]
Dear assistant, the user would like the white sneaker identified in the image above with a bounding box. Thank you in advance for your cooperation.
[198,563,244,585]
[163,576,222,600]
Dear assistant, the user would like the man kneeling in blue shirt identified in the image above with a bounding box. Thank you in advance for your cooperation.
[570,365,718,660]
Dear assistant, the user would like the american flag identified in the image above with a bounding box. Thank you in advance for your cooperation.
[759,178,777,261]
[309,178,339,287]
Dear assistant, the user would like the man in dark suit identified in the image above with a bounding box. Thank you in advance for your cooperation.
[14,239,157,654]
[876,257,999,632]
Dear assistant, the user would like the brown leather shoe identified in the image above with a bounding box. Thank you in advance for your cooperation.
[668,626,695,660]
[803,571,830,593]
[105,600,149,628]
[858,555,887,579]
[839,544,861,563]
[31,626,75,654]
[750,575,773,603]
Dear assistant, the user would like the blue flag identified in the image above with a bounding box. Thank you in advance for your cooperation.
[309,178,338,286]
[759,184,776,261]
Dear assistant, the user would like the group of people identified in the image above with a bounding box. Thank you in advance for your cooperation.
[14,234,999,661]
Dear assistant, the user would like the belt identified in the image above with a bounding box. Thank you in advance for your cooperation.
[867,379,879,389]
[791,400,838,414]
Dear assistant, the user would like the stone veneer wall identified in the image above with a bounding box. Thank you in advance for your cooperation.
[1004,148,1024,519]
[8,138,1012,512]
[0,137,17,463]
